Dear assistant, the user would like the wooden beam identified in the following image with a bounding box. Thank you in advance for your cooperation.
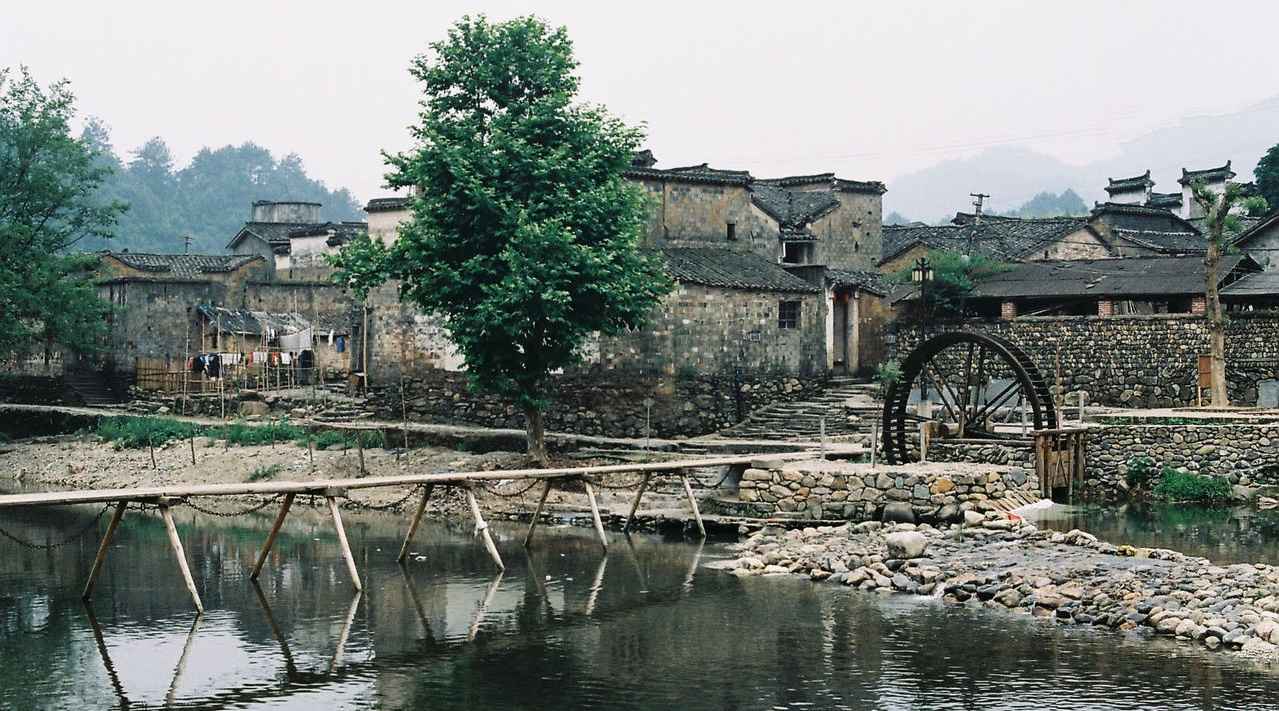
[465,488,504,571]
[582,479,608,550]
[681,475,707,539]
[396,485,434,563]
[82,500,127,601]
[326,496,362,591]
[160,503,204,613]
[250,492,295,581]
[523,479,554,548]
[622,473,651,533]
[0,453,836,509]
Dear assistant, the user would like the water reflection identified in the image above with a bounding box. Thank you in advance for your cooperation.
[2,505,1279,709]
[1028,502,1279,565]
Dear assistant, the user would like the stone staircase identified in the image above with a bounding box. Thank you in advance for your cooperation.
[717,376,881,442]
[312,400,375,423]
[65,369,119,406]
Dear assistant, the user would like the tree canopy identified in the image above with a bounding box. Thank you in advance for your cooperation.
[76,126,363,254]
[0,67,120,361]
[1256,142,1279,211]
[332,15,672,462]
[999,189,1088,218]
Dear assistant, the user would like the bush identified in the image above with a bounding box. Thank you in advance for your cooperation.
[875,361,903,389]
[311,430,351,450]
[1125,456,1157,489]
[247,464,283,482]
[211,419,305,447]
[1152,466,1232,503]
[97,416,200,449]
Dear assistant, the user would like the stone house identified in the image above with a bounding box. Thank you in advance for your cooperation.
[1232,209,1279,270]
[1085,202,1205,257]
[226,200,366,279]
[879,215,1109,274]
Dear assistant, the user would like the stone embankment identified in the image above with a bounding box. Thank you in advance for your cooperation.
[728,513,1279,659]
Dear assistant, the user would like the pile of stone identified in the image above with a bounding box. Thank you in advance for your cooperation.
[728,512,1279,658]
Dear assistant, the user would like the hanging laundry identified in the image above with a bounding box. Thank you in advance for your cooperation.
[281,352,292,365]
[336,336,346,353]
[327,329,334,345]
[299,350,315,369]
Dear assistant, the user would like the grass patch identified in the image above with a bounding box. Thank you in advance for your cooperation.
[1152,466,1233,504]
[209,419,306,447]
[97,416,200,449]
[311,430,350,450]
[247,464,284,482]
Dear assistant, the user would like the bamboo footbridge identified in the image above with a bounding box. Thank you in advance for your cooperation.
[0,451,837,613]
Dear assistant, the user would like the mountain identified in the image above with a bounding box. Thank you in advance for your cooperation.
[883,95,1279,223]
[77,120,363,254]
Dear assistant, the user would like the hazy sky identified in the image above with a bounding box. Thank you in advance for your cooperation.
[5,1,1278,205]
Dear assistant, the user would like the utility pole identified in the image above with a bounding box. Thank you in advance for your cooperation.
[968,192,990,256]
[183,234,193,254]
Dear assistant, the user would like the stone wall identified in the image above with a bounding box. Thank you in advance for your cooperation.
[0,375,65,405]
[896,312,1279,407]
[367,369,824,439]
[736,460,1036,521]
[1085,423,1279,498]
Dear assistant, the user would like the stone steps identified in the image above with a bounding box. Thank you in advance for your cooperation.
[720,379,881,441]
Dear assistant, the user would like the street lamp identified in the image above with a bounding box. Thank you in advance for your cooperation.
[911,257,934,284]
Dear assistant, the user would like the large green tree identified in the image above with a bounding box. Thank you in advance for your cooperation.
[1256,143,1279,211]
[0,67,121,364]
[335,16,671,463]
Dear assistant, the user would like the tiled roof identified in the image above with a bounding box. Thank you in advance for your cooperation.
[658,248,819,293]
[1179,161,1235,186]
[365,197,411,212]
[624,163,754,186]
[1146,192,1183,209]
[1105,170,1153,194]
[102,252,262,278]
[196,304,349,336]
[625,161,885,193]
[1233,208,1279,247]
[1112,228,1205,255]
[750,184,840,228]
[1222,270,1279,297]
[827,268,890,296]
[966,255,1254,300]
[1188,215,1261,240]
[755,173,836,187]
[287,221,368,247]
[881,215,1093,264]
[227,222,316,249]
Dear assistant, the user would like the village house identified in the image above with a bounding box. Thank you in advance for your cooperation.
[879,215,1109,274]
[225,200,366,279]
[1234,208,1279,270]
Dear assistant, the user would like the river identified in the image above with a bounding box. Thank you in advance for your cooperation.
[2,501,1279,710]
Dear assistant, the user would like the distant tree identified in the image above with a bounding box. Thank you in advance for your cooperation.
[334,15,672,464]
[1256,143,1279,210]
[1192,180,1247,408]
[1244,195,1270,218]
[884,211,911,226]
[0,67,122,363]
[1001,189,1089,218]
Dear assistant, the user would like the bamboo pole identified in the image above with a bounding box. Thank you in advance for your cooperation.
[326,495,362,591]
[583,479,608,550]
[466,572,504,642]
[465,487,504,570]
[622,473,651,533]
[164,616,202,706]
[523,479,554,547]
[681,475,707,539]
[328,591,362,675]
[189,433,196,466]
[250,580,297,676]
[356,432,366,475]
[251,492,295,580]
[82,501,128,601]
[160,502,204,613]
[396,484,434,563]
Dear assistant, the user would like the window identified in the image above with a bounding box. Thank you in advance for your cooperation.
[726,222,737,241]
[778,300,800,329]
[782,242,811,264]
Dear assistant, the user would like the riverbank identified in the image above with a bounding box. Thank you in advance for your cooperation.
[727,512,1279,660]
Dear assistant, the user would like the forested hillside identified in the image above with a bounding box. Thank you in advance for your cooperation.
[77,119,363,254]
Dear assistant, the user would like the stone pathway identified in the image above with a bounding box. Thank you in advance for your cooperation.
[727,513,1279,660]
[717,376,880,442]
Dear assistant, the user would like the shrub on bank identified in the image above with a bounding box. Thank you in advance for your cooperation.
[210,419,305,447]
[1152,466,1233,504]
[1125,456,1157,489]
[97,416,200,449]
[247,463,283,482]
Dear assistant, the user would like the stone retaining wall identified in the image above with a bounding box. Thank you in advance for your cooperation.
[367,369,824,440]
[736,461,1036,521]
[1086,423,1279,498]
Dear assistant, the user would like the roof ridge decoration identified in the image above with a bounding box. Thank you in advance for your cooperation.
[365,196,411,212]
[1105,169,1154,194]
[1179,160,1235,186]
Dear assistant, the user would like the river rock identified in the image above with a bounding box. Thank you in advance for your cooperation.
[935,503,961,524]
[239,400,270,417]
[963,510,985,527]
[885,531,928,560]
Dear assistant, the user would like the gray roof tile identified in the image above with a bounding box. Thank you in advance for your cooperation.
[658,248,819,293]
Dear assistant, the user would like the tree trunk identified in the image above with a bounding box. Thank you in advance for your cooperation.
[1205,237,1229,407]
[523,404,548,466]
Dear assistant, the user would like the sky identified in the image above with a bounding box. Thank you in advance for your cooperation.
[4,0,1279,206]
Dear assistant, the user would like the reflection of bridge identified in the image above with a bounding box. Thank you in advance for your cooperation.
[0,452,840,611]
[81,536,705,710]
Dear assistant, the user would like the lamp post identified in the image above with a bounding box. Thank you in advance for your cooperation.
[911,257,935,407]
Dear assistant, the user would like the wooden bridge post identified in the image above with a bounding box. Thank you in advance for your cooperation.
[325,492,363,592]
[251,492,295,581]
[82,500,128,601]
[397,484,435,563]
[159,499,204,614]
[680,473,707,539]
[523,479,554,548]
[622,473,651,534]
[465,487,505,571]
[582,478,608,550]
